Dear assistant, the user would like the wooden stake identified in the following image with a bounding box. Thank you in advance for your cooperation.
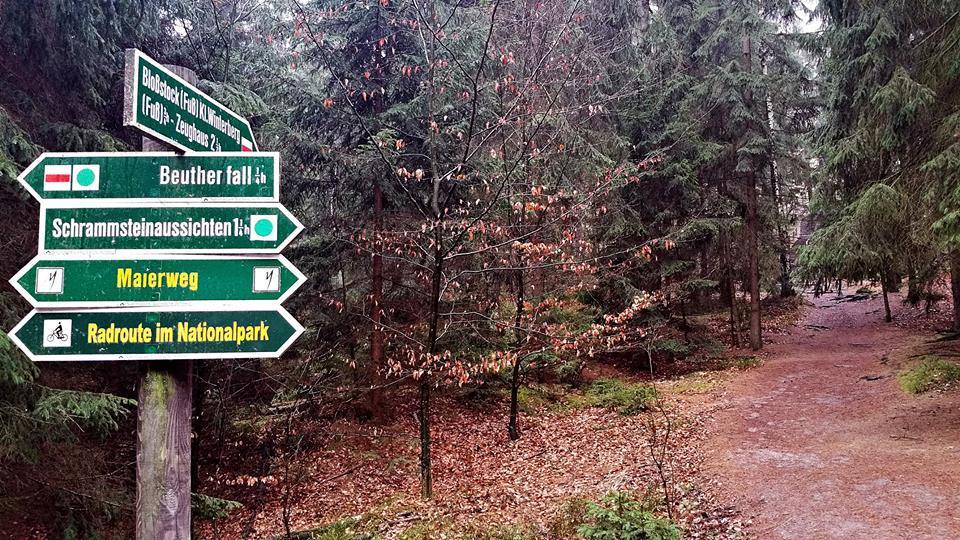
[135,64,196,540]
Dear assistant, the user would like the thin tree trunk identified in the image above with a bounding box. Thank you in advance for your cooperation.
[369,182,385,420]
[880,264,892,323]
[720,226,739,346]
[906,262,922,306]
[508,269,525,440]
[740,34,762,351]
[950,249,960,332]
[747,179,762,350]
[770,162,793,297]
[420,241,442,500]
[417,375,432,499]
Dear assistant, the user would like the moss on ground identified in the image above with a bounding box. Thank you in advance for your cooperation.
[898,356,960,394]
[568,379,656,415]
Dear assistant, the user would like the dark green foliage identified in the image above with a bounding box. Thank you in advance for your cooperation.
[578,491,680,540]
[191,493,242,521]
[582,379,655,416]
[803,0,960,300]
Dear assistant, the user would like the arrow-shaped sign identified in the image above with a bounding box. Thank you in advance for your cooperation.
[8,306,303,361]
[10,254,306,307]
[18,152,279,202]
[40,202,303,253]
[124,49,257,153]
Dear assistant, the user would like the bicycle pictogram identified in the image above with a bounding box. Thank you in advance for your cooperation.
[46,322,68,343]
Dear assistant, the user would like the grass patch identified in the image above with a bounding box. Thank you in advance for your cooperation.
[460,525,538,540]
[517,384,567,413]
[732,355,760,369]
[671,375,720,394]
[568,379,656,415]
[395,521,537,540]
[268,517,360,540]
[898,356,960,394]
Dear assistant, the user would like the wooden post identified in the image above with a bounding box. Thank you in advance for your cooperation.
[136,64,196,540]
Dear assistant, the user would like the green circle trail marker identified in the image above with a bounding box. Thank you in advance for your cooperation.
[76,168,96,187]
[254,218,274,237]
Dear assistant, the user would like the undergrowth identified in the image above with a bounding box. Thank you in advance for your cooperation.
[898,356,960,394]
[578,491,680,540]
[517,379,654,415]
[578,379,656,415]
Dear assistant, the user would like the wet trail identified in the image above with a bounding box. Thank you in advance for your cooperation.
[706,290,960,539]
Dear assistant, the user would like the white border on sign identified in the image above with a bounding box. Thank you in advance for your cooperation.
[8,305,305,362]
[17,151,280,203]
[9,253,307,308]
[38,201,305,255]
[123,49,258,153]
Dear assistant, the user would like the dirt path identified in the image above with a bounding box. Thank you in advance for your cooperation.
[706,290,960,539]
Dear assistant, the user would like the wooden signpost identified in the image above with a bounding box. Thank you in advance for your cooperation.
[8,50,305,539]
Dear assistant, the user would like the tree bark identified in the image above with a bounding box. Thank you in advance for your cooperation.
[419,243,443,499]
[741,34,762,351]
[368,182,385,420]
[720,226,739,346]
[769,161,794,297]
[508,269,525,440]
[950,249,960,332]
[746,171,762,351]
[880,264,893,322]
[880,269,892,323]
[417,376,432,499]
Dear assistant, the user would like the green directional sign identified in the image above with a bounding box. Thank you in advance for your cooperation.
[8,307,303,361]
[11,254,305,307]
[40,203,303,253]
[18,152,279,202]
[124,49,257,152]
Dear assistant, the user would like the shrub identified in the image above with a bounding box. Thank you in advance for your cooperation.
[898,357,960,394]
[191,493,242,521]
[518,385,565,412]
[577,491,680,540]
[557,359,584,385]
[582,379,656,415]
[651,339,690,358]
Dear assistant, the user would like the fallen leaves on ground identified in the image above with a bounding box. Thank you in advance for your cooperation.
[198,383,747,539]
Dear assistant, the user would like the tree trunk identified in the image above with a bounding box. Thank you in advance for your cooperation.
[720,226,739,346]
[420,246,443,499]
[906,262,922,306]
[765,76,793,298]
[417,376,432,499]
[368,182,385,420]
[951,249,960,332]
[508,269,525,440]
[747,180,762,350]
[740,34,762,351]
[880,264,892,323]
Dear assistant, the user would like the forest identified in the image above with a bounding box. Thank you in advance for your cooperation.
[1,0,959,538]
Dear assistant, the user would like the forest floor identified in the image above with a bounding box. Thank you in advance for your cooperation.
[704,287,960,539]
[8,288,959,540]
[192,287,960,540]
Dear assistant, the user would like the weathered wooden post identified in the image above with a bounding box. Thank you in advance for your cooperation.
[136,64,196,540]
